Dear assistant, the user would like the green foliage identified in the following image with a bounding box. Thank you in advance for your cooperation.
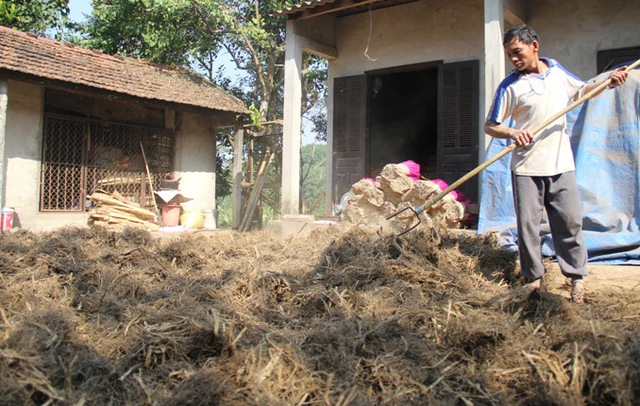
[213,126,236,203]
[215,153,232,198]
[303,54,328,142]
[300,143,327,214]
[248,104,262,129]
[79,0,210,66]
[77,0,296,120]
[216,195,233,228]
[75,1,326,131]
[0,0,71,38]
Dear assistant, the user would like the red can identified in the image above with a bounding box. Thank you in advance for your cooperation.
[1,208,14,231]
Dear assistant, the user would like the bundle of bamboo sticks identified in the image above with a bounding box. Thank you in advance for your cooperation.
[87,191,159,230]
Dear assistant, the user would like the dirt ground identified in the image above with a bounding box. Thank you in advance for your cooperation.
[544,262,640,297]
[1,223,639,405]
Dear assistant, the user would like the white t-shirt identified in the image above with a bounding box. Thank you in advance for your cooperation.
[486,57,585,176]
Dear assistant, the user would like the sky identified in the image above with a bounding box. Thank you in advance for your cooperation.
[69,0,92,22]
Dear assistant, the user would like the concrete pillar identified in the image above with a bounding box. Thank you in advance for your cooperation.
[232,127,243,229]
[282,20,303,215]
[483,0,506,154]
[173,112,216,211]
[0,78,6,209]
[324,74,334,215]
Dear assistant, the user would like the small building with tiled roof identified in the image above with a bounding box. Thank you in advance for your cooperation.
[0,25,249,230]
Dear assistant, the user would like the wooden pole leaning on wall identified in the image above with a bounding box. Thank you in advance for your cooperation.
[139,140,159,217]
[239,146,275,232]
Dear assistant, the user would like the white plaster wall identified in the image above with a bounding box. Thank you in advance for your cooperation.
[173,111,217,212]
[331,0,484,77]
[528,0,640,80]
[4,81,88,230]
[4,80,43,229]
[4,80,87,230]
[36,211,90,230]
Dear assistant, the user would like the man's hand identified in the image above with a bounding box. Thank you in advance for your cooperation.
[484,121,535,148]
[511,129,534,147]
[608,67,628,88]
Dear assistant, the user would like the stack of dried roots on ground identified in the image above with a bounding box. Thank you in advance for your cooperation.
[87,191,159,230]
[340,161,470,229]
[1,225,639,405]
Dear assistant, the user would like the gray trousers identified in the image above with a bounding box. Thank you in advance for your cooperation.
[511,171,588,280]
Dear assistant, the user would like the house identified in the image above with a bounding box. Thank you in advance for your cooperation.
[276,0,640,216]
[0,25,249,230]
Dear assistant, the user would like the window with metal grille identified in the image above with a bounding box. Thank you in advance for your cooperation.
[41,114,173,212]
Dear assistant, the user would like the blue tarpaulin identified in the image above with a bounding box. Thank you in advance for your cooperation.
[478,69,640,264]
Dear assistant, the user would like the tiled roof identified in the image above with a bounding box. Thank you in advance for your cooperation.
[0,25,249,115]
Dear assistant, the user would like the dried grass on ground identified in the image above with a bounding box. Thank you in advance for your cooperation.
[0,224,639,405]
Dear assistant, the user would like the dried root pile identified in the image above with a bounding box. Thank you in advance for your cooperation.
[0,225,639,405]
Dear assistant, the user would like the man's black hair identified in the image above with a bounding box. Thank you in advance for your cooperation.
[503,25,539,46]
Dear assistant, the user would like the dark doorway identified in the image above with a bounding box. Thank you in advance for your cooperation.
[367,66,439,179]
[331,60,479,206]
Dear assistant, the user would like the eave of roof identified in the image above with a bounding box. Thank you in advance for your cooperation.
[0,25,250,115]
[274,0,417,19]
[275,0,340,17]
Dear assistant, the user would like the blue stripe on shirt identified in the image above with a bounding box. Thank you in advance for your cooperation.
[487,71,519,123]
[542,57,584,82]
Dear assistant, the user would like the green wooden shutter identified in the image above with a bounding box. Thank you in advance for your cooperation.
[437,60,479,201]
[332,75,366,205]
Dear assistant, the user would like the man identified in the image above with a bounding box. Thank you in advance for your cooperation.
[484,25,628,303]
